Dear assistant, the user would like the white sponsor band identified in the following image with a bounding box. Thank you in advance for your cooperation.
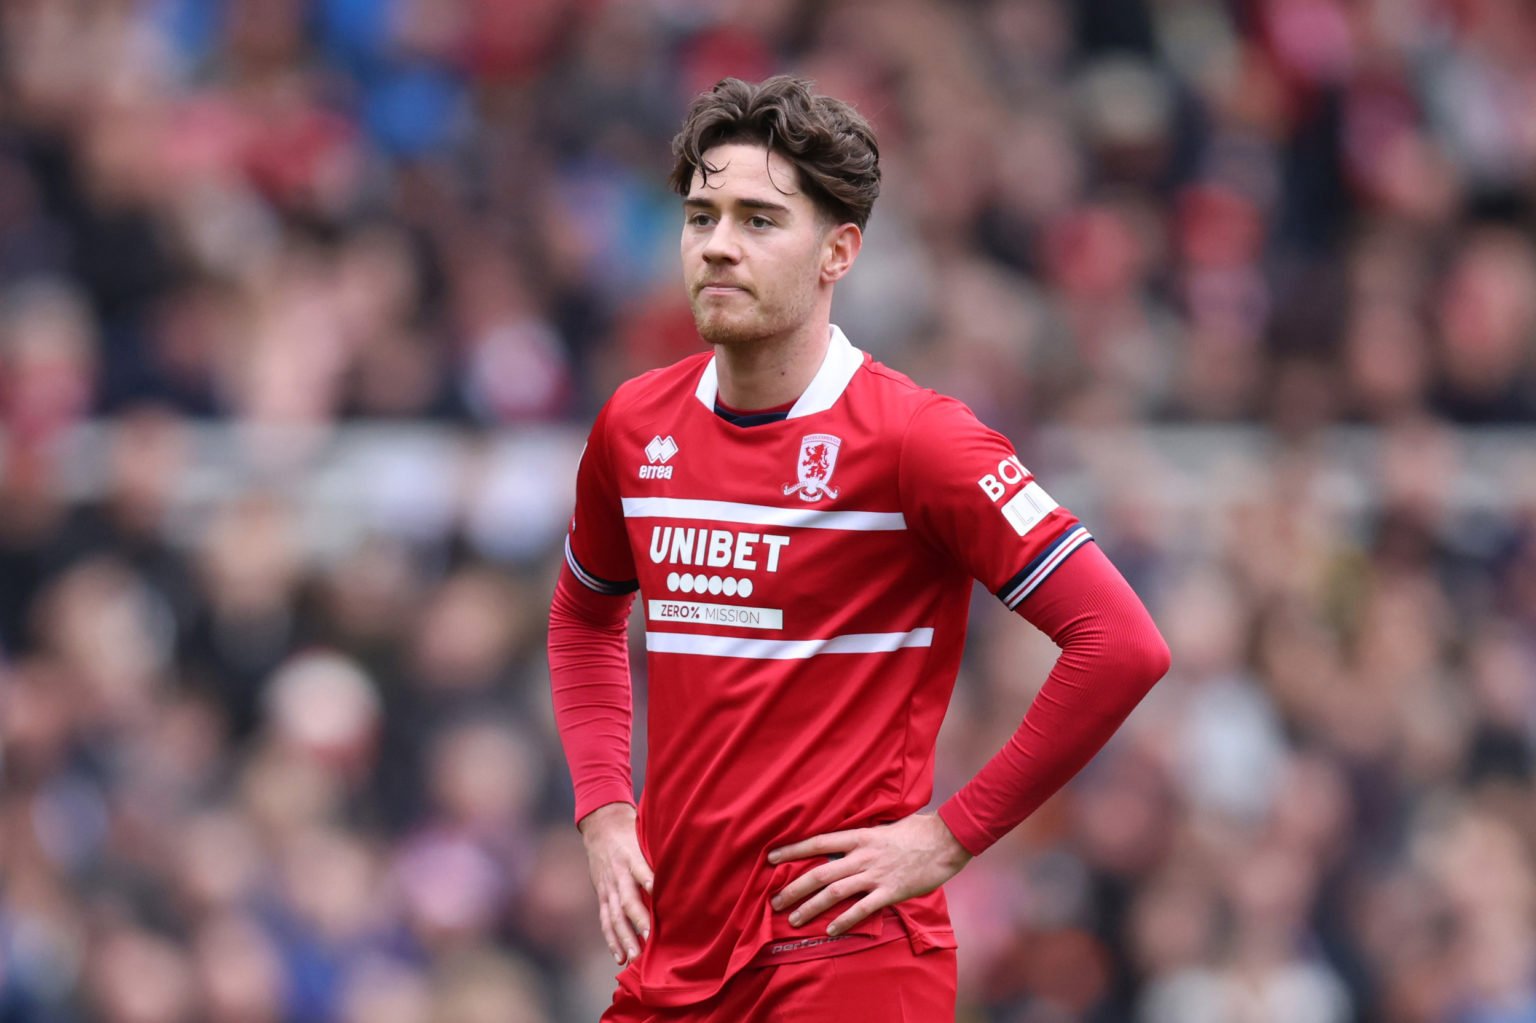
[646,600,784,631]
[622,497,905,532]
[645,627,934,659]
[1000,481,1058,537]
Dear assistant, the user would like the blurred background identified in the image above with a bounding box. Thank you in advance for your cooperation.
[3,0,1536,1021]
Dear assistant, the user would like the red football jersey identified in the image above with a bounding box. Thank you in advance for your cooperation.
[564,326,1089,1006]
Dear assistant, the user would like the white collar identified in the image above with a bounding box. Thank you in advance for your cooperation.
[693,325,864,419]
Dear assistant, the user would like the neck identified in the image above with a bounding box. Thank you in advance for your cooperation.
[713,319,832,410]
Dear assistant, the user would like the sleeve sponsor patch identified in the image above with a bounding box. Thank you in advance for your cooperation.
[1000,481,1058,537]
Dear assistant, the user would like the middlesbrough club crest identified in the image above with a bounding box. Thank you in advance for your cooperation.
[784,434,842,502]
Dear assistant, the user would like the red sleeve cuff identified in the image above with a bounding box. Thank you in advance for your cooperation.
[575,792,638,827]
[937,800,991,858]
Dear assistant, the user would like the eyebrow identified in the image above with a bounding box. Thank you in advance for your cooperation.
[683,197,794,216]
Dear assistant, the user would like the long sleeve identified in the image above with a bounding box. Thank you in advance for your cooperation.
[937,541,1170,855]
[548,562,638,824]
[551,394,642,824]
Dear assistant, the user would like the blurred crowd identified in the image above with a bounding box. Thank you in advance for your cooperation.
[3,0,1536,1021]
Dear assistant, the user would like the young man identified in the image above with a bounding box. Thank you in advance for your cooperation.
[548,76,1171,1020]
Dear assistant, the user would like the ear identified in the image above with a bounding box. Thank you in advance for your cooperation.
[819,223,862,284]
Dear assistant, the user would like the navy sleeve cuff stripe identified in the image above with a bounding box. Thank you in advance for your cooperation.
[996,525,1094,609]
[565,536,639,595]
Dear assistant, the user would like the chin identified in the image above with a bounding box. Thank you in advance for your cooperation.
[693,309,771,347]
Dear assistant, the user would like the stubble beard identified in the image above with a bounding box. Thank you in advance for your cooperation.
[690,283,813,349]
[693,301,773,346]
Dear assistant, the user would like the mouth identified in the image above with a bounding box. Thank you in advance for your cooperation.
[698,282,750,296]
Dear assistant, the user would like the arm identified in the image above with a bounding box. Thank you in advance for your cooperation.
[771,395,1169,934]
[937,540,1171,854]
[548,564,654,965]
[770,543,1169,933]
[550,396,654,966]
[548,562,637,824]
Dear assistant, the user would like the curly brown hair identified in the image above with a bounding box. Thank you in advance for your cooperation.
[668,75,881,230]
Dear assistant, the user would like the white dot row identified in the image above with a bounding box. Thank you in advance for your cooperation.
[666,573,754,597]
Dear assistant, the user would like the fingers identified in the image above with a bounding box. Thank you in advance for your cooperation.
[772,855,860,911]
[616,865,651,947]
[768,831,871,930]
[594,853,652,965]
[768,829,862,864]
[583,814,655,966]
[606,881,643,963]
[597,897,622,964]
[629,849,655,895]
[785,873,873,926]
[827,889,890,937]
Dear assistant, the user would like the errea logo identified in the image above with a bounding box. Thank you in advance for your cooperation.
[640,435,678,479]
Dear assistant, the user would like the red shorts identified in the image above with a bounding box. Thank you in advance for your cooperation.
[600,938,958,1023]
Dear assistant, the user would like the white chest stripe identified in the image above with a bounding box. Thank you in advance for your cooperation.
[621,497,906,532]
[645,628,934,659]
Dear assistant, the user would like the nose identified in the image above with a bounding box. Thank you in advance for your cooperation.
[701,219,742,264]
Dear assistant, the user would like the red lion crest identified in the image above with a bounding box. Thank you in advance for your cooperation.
[784,434,842,501]
[801,443,831,480]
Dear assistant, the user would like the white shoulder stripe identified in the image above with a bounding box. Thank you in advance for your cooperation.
[645,628,934,659]
[621,497,905,531]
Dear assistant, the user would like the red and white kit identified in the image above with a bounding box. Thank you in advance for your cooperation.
[551,326,1164,1010]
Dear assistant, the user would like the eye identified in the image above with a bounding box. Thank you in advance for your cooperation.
[687,212,714,227]
[748,215,774,229]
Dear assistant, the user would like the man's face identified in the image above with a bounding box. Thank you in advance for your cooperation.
[681,143,829,347]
